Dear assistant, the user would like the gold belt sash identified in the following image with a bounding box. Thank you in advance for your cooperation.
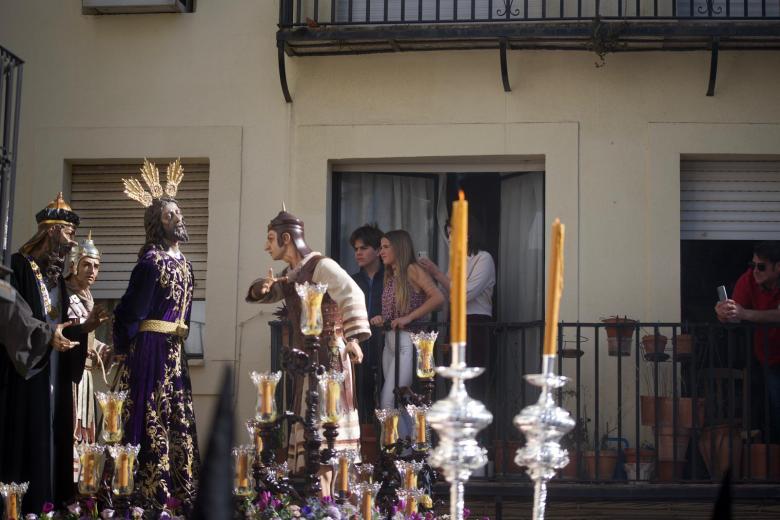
[139,319,189,338]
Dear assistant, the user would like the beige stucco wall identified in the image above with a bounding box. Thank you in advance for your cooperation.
[2,0,780,448]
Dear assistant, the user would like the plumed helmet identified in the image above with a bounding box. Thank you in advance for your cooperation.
[67,230,100,277]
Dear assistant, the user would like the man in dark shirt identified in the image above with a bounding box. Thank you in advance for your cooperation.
[715,241,780,442]
[349,224,384,420]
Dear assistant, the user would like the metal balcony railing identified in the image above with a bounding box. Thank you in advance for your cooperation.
[280,0,780,27]
[270,319,780,485]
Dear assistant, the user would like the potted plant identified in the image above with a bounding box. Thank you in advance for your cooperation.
[602,316,637,356]
[673,330,693,358]
[560,415,590,479]
[584,422,618,480]
[641,332,668,360]
[624,442,656,481]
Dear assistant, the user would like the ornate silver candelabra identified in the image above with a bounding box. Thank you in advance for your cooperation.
[427,342,493,520]
[514,355,575,520]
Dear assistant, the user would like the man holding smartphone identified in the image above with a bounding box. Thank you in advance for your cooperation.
[715,241,780,441]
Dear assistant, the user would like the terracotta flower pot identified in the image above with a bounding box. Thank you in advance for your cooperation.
[584,449,618,480]
[642,334,668,354]
[641,396,705,429]
[656,425,691,461]
[560,449,581,479]
[656,460,686,481]
[745,443,780,480]
[674,334,693,357]
[699,424,742,480]
[602,317,637,357]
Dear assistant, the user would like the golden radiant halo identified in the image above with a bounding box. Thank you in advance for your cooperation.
[122,158,184,208]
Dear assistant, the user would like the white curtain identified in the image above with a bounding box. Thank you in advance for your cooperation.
[336,173,436,273]
[497,172,544,433]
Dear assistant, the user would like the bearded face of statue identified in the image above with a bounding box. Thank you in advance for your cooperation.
[161,201,189,244]
[43,224,77,286]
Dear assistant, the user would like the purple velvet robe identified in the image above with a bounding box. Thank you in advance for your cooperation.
[113,248,200,513]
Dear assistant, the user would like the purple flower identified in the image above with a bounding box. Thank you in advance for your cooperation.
[463,508,471,519]
[271,498,282,509]
[425,513,434,520]
[42,503,55,514]
[159,512,172,520]
[85,498,96,511]
[100,509,115,519]
[67,503,82,515]
[256,490,272,511]
[321,495,334,505]
[301,505,313,516]
[165,497,182,510]
[324,505,341,519]
[130,506,144,519]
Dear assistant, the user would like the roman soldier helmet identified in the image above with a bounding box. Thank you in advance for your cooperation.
[268,208,312,256]
[66,230,101,277]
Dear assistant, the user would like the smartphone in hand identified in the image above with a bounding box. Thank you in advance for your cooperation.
[717,285,728,302]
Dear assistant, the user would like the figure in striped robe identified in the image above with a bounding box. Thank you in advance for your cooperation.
[246,210,370,483]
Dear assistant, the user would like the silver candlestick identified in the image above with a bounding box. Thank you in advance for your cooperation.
[427,342,493,520]
[514,355,575,520]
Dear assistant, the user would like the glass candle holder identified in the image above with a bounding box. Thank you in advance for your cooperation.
[395,460,424,490]
[354,462,374,483]
[399,488,424,515]
[108,444,139,496]
[406,404,430,451]
[330,449,358,496]
[274,461,290,480]
[250,370,281,423]
[411,331,438,379]
[0,482,28,520]
[319,370,345,423]
[356,482,381,520]
[232,445,255,497]
[96,390,127,444]
[77,444,106,495]
[245,419,263,460]
[374,408,400,449]
[296,282,328,336]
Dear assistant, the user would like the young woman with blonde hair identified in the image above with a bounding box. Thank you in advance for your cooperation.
[369,230,444,417]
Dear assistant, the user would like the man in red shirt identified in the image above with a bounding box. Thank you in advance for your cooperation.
[715,241,780,442]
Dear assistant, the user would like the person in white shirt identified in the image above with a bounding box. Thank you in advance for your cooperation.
[418,215,496,403]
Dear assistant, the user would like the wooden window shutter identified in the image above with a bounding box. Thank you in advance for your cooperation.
[681,160,780,241]
[69,161,209,300]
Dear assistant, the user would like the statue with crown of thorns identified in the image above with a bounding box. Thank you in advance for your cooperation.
[112,158,201,516]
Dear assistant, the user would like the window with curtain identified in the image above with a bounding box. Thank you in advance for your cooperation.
[333,172,439,272]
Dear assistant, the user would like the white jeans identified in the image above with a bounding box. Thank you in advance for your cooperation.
[380,329,414,438]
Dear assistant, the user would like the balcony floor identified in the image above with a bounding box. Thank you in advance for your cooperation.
[279,20,780,56]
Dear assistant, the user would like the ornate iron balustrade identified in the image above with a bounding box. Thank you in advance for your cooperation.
[269,319,780,489]
[275,0,780,100]
[280,0,780,27]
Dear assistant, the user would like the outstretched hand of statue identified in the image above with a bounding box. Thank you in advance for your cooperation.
[83,304,109,333]
[50,323,79,352]
[258,268,277,296]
